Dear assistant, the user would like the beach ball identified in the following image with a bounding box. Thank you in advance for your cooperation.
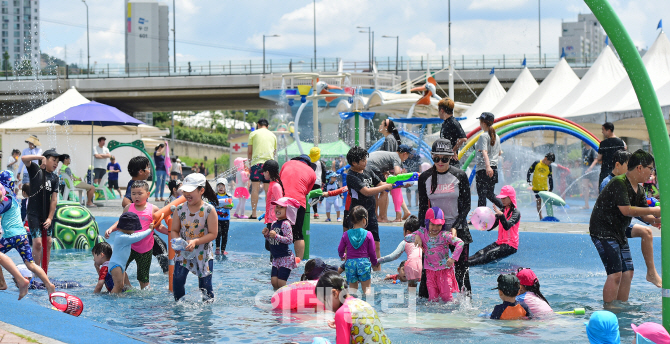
[471,207,496,231]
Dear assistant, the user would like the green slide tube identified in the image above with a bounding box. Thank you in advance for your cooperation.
[584,0,670,330]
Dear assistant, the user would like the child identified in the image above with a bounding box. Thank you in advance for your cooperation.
[377,215,422,289]
[0,252,30,300]
[490,273,532,320]
[469,185,521,266]
[107,156,123,198]
[165,179,183,205]
[526,152,555,220]
[314,271,391,344]
[215,178,233,255]
[344,147,392,267]
[515,267,552,316]
[104,180,168,289]
[263,197,299,289]
[383,260,407,283]
[406,207,463,302]
[171,173,219,301]
[0,171,55,297]
[261,160,283,259]
[324,171,342,222]
[7,149,20,189]
[92,242,114,293]
[585,311,619,343]
[108,212,154,293]
[233,157,250,219]
[300,258,339,281]
[338,206,378,294]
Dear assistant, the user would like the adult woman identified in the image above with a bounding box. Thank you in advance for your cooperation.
[170,157,182,180]
[192,163,200,174]
[379,119,400,153]
[153,144,167,202]
[378,119,410,222]
[474,112,503,208]
[417,139,472,296]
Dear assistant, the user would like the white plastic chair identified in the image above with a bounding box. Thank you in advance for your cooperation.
[61,174,84,204]
[94,172,109,205]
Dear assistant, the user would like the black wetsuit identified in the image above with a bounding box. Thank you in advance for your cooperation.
[469,207,520,266]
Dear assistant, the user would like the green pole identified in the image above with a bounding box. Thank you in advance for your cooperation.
[584,0,670,329]
[354,112,360,147]
[303,194,311,260]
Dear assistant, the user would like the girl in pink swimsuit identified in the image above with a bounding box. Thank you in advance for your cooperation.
[377,215,423,289]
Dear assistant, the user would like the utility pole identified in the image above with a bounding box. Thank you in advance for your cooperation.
[448,0,454,99]
[82,0,89,75]
[382,35,399,75]
[263,34,280,74]
[173,0,176,72]
[538,0,542,64]
[313,0,316,71]
[357,26,371,71]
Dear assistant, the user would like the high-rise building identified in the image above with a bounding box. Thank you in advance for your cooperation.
[124,0,168,71]
[559,13,607,63]
[1,0,39,68]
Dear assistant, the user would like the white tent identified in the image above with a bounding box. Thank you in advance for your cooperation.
[547,45,626,117]
[568,32,670,120]
[490,68,538,117]
[0,87,168,187]
[511,58,580,114]
[461,75,506,131]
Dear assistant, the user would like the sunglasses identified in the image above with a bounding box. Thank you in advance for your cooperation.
[432,156,451,163]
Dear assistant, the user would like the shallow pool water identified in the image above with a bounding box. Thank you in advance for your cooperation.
[4,218,662,343]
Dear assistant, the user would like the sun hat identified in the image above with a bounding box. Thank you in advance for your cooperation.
[431,139,454,155]
[585,311,620,344]
[425,207,445,226]
[271,197,300,225]
[516,268,539,287]
[117,212,142,233]
[25,135,41,146]
[180,173,207,193]
[491,274,520,296]
[309,147,321,163]
[631,322,670,344]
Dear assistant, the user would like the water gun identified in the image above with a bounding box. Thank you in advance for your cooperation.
[308,189,324,199]
[647,197,660,207]
[386,172,419,188]
[221,197,234,209]
[324,186,348,198]
[258,213,265,221]
[555,308,585,315]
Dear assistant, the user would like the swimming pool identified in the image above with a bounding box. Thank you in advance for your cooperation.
[2,218,661,343]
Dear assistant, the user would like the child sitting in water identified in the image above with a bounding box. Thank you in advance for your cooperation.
[515,267,552,316]
[383,260,407,283]
[337,206,378,294]
[406,207,463,302]
[377,215,423,289]
[171,173,219,301]
[262,197,299,290]
[300,258,339,281]
[314,271,391,344]
[108,212,154,294]
[92,242,114,293]
[490,274,532,320]
[469,185,520,266]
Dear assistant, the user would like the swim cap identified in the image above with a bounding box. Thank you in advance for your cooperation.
[585,311,620,344]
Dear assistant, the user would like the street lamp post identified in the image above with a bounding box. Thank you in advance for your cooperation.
[82,0,89,76]
[357,26,371,71]
[173,0,176,73]
[382,35,399,75]
[263,34,280,74]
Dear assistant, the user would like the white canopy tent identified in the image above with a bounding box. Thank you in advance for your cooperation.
[490,68,538,117]
[0,87,168,186]
[511,58,580,115]
[461,75,506,131]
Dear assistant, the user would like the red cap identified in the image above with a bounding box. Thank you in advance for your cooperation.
[516,268,538,286]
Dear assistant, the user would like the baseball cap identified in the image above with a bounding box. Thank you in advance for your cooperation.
[179,173,207,192]
[631,322,670,344]
[292,154,317,171]
[516,268,538,287]
[42,148,62,159]
[491,274,520,296]
[476,112,495,122]
[425,207,445,225]
[431,139,454,155]
[260,159,279,174]
[398,144,412,154]
[117,212,142,232]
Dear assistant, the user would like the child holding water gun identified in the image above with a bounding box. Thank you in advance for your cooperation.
[314,271,391,344]
[406,207,463,302]
[338,206,378,294]
[377,215,422,289]
[262,197,299,290]
[171,173,219,301]
[215,178,233,255]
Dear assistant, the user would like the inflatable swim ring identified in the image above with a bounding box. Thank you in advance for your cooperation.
[52,201,105,250]
[271,280,323,310]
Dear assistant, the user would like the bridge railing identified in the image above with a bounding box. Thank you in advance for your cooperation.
[259,72,402,92]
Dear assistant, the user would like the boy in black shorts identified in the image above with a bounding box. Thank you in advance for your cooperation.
[343,147,392,270]
[589,149,660,304]
[107,156,123,198]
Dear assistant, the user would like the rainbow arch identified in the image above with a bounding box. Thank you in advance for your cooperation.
[459,113,601,170]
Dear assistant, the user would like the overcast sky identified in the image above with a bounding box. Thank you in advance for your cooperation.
[40,0,669,66]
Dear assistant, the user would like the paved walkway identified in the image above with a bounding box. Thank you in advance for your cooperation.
[0,321,66,344]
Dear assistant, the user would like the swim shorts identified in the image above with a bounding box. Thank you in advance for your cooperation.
[27,214,53,239]
[271,266,291,281]
[125,249,153,283]
[345,257,372,283]
[0,234,33,263]
[292,206,306,242]
[249,163,269,183]
[591,236,633,275]
[626,224,634,239]
[342,209,380,243]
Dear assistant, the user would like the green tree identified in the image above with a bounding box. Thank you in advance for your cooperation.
[152,112,171,125]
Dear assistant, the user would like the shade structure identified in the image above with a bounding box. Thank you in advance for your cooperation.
[490,68,539,117]
[511,58,580,115]
[461,75,506,132]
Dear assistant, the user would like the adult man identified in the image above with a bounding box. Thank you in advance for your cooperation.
[279,154,316,261]
[60,154,96,207]
[17,135,42,186]
[581,142,598,209]
[587,122,626,187]
[365,146,411,223]
[438,98,466,167]
[93,137,112,185]
[247,118,277,219]
[22,149,61,269]
[527,153,555,220]
[589,150,660,304]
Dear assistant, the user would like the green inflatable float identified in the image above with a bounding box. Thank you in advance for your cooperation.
[51,201,105,250]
